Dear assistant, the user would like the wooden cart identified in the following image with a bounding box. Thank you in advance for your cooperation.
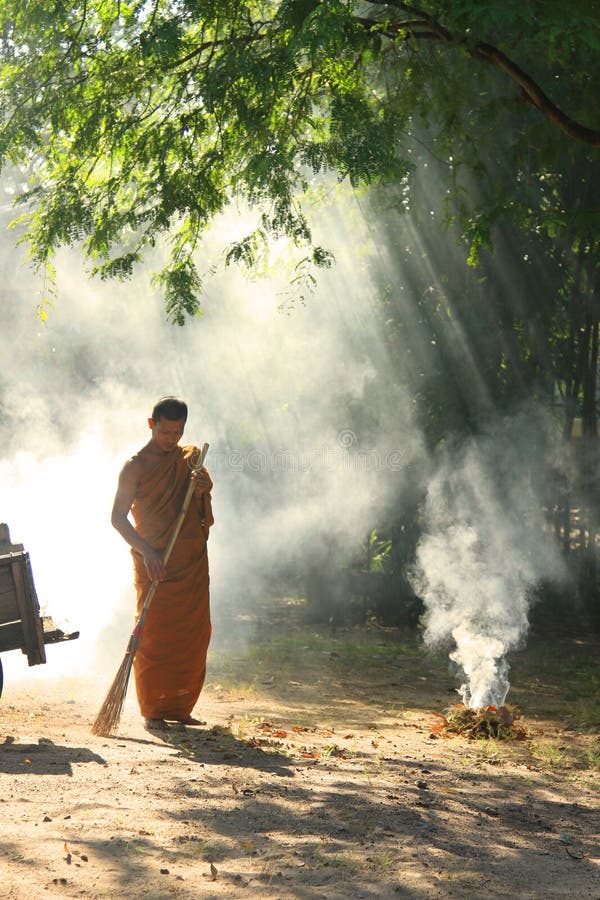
[0,524,79,696]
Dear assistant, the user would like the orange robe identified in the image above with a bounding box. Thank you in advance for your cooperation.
[129,444,213,720]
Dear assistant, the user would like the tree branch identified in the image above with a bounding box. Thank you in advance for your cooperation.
[357,5,600,146]
[472,42,600,147]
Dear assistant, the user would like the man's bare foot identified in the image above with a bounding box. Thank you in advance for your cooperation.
[177,716,206,727]
[144,718,169,731]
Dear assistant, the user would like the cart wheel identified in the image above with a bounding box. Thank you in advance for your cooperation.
[0,657,3,698]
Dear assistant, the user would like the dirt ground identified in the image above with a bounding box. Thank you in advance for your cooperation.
[0,601,599,899]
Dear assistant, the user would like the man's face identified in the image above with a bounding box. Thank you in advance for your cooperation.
[148,417,186,453]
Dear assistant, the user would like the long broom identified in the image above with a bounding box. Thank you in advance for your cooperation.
[91,442,209,737]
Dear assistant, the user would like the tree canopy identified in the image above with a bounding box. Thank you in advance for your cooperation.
[0,0,598,322]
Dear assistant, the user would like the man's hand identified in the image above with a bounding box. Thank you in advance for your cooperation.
[192,466,212,496]
[143,546,166,582]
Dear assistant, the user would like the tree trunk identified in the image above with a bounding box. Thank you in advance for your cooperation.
[577,262,599,608]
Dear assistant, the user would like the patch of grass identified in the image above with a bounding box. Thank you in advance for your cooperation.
[119,837,155,856]
[584,747,600,771]
[240,632,422,666]
[205,679,261,699]
[564,739,600,773]
[232,713,261,739]
[564,697,600,730]
[366,851,396,870]
[243,619,422,660]
[528,740,569,768]
[471,739,504,766]
[174,835,230,862]
[310,847,362,873]
[209,622,445,701]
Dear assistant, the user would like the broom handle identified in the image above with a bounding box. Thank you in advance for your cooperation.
[128,442,209,651]
[160,441,210,570]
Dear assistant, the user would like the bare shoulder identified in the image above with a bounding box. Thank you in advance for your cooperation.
[117,452,145,487]
[112,454,145,516]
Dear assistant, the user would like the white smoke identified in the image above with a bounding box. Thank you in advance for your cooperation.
[413,411,566,708]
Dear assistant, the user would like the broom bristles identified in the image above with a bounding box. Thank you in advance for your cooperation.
[91,652,135,737]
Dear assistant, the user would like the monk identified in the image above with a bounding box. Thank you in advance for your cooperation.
[111,397,213,731]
